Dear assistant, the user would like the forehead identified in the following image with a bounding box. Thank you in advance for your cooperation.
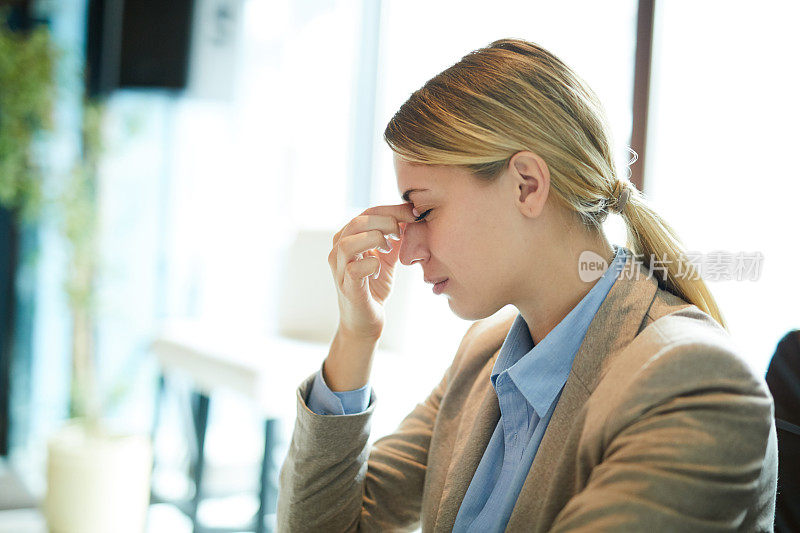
[393,153,422,176]
[394,153,451,199]
[394,154,425,198]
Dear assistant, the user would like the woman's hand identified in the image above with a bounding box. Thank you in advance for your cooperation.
[328,203,416,340]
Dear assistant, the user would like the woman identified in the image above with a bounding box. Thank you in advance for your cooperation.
[277,39,777,532]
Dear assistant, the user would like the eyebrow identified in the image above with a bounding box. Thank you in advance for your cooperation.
[401,188,429,203]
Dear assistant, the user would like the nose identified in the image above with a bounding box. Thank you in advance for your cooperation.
[398,222,429,266]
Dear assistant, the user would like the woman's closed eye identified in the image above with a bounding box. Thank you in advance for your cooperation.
[413,209,432,222]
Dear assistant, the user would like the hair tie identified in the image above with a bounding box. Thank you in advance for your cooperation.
[609,180,631,214]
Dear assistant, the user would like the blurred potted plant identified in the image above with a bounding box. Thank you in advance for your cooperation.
[44,98,153,533]
[0,12,151,533]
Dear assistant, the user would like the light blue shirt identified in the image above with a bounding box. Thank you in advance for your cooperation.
[307,245,629,531]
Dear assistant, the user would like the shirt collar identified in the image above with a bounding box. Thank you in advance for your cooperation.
[490,245,629,416]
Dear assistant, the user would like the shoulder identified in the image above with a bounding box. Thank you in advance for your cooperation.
[595,293,771,422]
[640,290,754,383]
[630,287,759,388]
[585,300,777,496]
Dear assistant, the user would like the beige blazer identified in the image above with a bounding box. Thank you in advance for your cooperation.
[277,253,778,532]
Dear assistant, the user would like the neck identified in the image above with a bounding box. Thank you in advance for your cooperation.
[516,228,615,345]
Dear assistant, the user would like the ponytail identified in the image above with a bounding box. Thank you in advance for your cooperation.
[616,185,728,330]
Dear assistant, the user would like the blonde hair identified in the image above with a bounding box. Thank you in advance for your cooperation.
[384,38,727,330]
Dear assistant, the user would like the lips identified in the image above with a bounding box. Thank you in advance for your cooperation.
[432,278,449,295]
[425,277,448,285]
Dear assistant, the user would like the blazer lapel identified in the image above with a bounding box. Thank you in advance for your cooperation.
[433,350,502,532]
[505,255,660,529]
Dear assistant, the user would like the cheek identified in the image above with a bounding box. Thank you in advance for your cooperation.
[438,223,491,263]
[432,207,498,260]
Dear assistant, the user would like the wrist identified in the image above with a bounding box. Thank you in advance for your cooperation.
[325,327,379,392]
[337,324,382,344]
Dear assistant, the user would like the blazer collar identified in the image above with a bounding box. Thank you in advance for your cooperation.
[433,248,662,532]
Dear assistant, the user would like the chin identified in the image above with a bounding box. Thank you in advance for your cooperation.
[447,296,506,322]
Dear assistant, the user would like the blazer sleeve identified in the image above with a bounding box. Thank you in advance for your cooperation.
[276,322,477,533]
[549,340,777,532]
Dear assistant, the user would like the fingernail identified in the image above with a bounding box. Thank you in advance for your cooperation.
[412,207,421,217]
[387,233,401,241]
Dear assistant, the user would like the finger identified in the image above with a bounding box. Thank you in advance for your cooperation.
[361,203,418,224]
[331,203,413,274]
[337,231,392,275]
[341,214,404,243]
[343,254,380,286]
[332,210,407,250]
[328,215,396,270]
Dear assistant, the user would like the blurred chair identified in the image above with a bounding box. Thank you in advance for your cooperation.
[148,227,408,532]
[147,228,336,533]
[148,320,324,533]
[765,329,800,533]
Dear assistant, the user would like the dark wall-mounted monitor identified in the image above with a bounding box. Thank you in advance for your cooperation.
[86,0,195,97]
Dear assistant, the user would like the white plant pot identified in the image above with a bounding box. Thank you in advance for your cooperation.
[44,420,153,533]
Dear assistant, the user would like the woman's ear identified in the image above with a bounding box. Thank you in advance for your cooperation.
[510,151,550,218]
